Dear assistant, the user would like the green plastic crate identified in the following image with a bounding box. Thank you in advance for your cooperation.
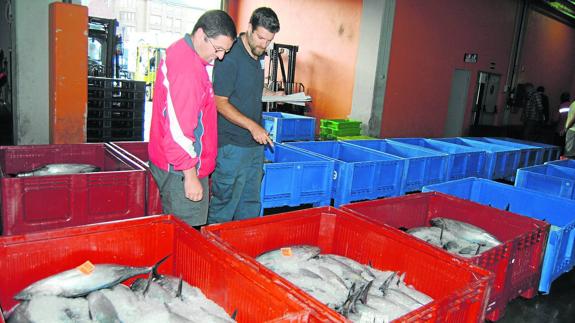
[336,135,378,140]
[319,126,334,135]
[320,119,362,130]
[320,126,361,137]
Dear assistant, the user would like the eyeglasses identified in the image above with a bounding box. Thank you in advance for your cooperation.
[206,37,230,54]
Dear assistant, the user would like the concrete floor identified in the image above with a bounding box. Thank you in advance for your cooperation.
[498,268,575,323]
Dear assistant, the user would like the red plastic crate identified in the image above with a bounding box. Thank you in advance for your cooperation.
[202,207,494,322]
[0,143,146,236]
[341,192,549,321]
[0,215,311,322]
[109,141,163,215]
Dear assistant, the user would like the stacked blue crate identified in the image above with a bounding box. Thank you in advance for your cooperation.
[262,112,316,142]
[422,177,575,293]
[515,164,575,200]
[344,139,449,192]
[546,159,575,168]
[466,137,542,169]
[496,137,561,162]
[390,137,486,180]
[435,137,521,180]
[261,144,334,214]
[285,141,405,207]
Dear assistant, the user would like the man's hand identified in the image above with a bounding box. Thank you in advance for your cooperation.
[249,123,274,147]
[182,168,202,201]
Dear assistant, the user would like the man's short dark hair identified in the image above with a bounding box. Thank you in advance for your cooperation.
[249,7,280,33]
[193,10,237,39]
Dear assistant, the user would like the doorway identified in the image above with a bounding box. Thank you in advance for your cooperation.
[472,71,501,127]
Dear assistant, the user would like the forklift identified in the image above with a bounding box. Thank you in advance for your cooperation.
[134,44,165,101]
[88,16,125,79]
[265,43,307,115]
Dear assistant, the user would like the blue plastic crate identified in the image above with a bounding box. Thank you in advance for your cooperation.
[466,137,542,169]
[262,143,334,213]
[546,159,575,168]
[262,112,316,142]
[344,139,449,192]
[497,137,561,163]
[515,164,575,200]
[390,138,487,180]
[422,177,575,293]
[285,141,405,206]
[435,137,521,180]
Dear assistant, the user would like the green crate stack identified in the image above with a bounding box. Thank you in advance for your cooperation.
[335,135,378,140]
[320,119,362,139]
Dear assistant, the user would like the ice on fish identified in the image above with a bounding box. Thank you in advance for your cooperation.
[255,246,433,322]
[8,296,90,323]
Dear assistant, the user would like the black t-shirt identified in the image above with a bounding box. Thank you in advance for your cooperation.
[213,33,265,147]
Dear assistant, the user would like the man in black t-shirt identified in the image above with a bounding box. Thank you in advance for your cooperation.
[208,7,280,224]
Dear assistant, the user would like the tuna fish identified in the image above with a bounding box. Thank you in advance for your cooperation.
[14,255,170,300]
[430,217,501,247]
[16,164,101,177]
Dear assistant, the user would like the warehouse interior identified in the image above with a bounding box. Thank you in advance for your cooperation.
[1,0,575,145]
[1,0,575,322]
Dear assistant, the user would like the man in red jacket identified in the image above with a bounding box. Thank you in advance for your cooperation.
[148,10,236,227]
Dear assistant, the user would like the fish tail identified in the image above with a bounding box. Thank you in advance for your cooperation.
[176,275,183,301]
[142,270,154,296]
[359,280,373,305]
[380,272,396,296]
[150,254,171,277]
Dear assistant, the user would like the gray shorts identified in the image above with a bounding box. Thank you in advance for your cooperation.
[149,162,209,227]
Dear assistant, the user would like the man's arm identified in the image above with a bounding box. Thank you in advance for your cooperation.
[215,95,273,146]
[159,54,203,201]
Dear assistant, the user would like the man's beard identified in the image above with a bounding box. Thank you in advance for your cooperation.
[247,31,266,56]
[251,46,265,56]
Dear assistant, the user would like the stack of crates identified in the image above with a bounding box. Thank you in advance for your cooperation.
[87,77,146,142]
[320,118,362,140]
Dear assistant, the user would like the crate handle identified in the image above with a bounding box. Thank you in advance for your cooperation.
[564,228,575,261]
[104,142,146,171]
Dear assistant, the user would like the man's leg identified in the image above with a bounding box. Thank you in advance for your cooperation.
[150,162,209,227]
[233,145,264,221]
[208,145,245,224]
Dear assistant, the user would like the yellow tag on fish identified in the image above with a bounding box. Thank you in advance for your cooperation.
[281,247,293,257]
[77,261,95,275]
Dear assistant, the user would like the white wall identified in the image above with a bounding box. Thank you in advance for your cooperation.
[350,0,396,137]
[13,0,81,144]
